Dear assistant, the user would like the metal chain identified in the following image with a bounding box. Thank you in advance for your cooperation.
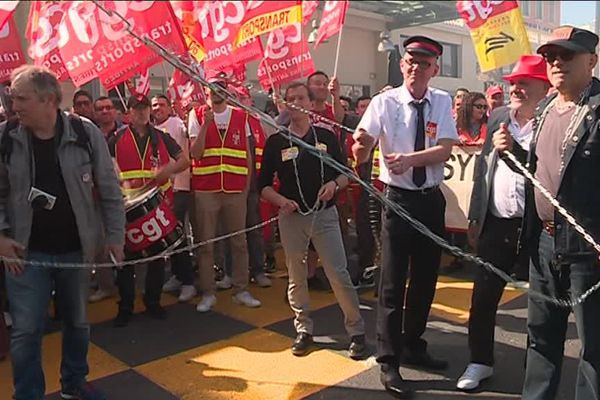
[55,2,598,308]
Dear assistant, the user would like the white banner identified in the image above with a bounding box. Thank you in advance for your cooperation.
[441,145,482,231]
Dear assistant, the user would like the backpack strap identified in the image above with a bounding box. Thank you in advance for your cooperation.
[0,119,18,164]
[67,113,92,159]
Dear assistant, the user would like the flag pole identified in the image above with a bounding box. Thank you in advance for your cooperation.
[115,86,128,111]
[332,25,343,77]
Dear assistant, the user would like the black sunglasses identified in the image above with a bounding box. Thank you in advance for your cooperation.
[541,49,577,63]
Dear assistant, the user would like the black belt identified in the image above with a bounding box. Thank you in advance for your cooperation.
[387,185,440,195]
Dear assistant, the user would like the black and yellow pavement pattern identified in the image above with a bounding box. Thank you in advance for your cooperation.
[1,255,581,399]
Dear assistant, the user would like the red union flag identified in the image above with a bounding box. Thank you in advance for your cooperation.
[168,68,204,109]
[0,17,26,83]
[26,1,69,81]
[91,1,187,89]
[200,1,264,74]
[302,0,319,25]
[457,0,531,72]
[26,1,187,88]
[314,0,348,48]
[170,0,209,62]
[233,1,302,47]
[0,1,18,29]
[257,23,315,90]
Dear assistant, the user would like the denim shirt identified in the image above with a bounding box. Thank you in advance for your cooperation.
[0,111,125,262]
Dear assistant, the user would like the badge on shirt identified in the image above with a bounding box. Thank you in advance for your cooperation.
[281,146,299,161]
[425,121,437,139]
[316,143,328,152]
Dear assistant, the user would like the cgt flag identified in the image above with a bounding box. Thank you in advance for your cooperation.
[0,16,26,83]
[0,1,18,28]
[234,1,302,47]
[457,0,531,72]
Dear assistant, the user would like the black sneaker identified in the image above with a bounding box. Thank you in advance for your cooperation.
[380,366,413,399]
[145,305,167,320]
[265,257,277,273]
[61,382,107,399]
[113,311,132,328]
[291,332,313,356]
[348,335,367,360]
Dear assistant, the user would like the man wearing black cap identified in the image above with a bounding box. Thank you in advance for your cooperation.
[494,26,600,400]
[108,94,190,327]
[353,35,458,398]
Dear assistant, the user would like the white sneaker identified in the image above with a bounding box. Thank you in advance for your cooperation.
[196,295,217,313]
[457,363,494,391]
[233,291,261,308]
[178,285,197,302]
[253,273,272,288]
[216,275,233,290]
[88,289,113,303]
[3,312,12,328]
[162,276,182,292]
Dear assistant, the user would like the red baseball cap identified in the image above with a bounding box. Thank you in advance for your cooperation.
[486,85,503,97]
[502,55,549,83]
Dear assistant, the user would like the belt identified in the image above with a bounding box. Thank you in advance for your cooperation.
[542,221,555,237]
[388,185,440,195]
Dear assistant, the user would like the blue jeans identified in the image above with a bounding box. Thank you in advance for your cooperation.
[522,231,600,400]
[6,251,90,400]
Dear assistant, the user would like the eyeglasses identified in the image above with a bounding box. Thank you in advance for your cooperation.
[473,104,488,111]
[403,58,432,70]
[541,49,577,63]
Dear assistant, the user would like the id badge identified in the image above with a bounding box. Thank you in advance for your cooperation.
[281,146,299,162]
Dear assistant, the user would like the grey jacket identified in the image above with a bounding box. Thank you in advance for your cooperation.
[468,106,512,238]
[0,111,125,262]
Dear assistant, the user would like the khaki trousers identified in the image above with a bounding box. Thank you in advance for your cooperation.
[194,191,249,295]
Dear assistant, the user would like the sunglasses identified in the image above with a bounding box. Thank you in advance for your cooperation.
[403,58,432,70]
[541,49,577,63]
[473,104,488,111]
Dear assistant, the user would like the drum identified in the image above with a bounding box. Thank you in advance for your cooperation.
[124,187,184,260]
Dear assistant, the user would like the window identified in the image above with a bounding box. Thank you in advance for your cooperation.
[440,42,460,78]
[107,83,127,112]
[536,1,542,19]
[340,84,370,99]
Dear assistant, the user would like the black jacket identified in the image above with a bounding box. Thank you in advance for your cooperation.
[514,77,600,264]
[469,106,512,238]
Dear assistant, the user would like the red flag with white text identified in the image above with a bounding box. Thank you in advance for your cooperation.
[168,68,205,109]
[200,1,264,74]
[0,16,26,83]
[302,1,319,25]
[0,1,18,29]
[257,23,315,90]
[170,0,210,62]
[314,0,348,48]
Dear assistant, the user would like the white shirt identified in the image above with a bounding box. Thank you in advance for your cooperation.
[155,116,190,191]
[188,106,251,138]
[489,109,532,219]
[357,85,458,189]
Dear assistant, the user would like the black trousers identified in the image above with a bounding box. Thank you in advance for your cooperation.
[353,163,382,282]
[172,191,194,285]
[116,259,165,313]
[468,214,522,366]
[376,186,445,368]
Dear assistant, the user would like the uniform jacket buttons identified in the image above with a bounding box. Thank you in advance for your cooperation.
[584,149,591,156]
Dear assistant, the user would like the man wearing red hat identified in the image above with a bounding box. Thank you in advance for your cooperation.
[354,35,459,398]
[485,85,504,112]
[494,26,600,400]
[458,55,551,391]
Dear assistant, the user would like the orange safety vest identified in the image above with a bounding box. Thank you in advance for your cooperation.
[114,126,173,200]
[247,114,265,175]
[191,106,249,192]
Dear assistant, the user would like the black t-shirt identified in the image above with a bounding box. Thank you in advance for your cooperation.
[258,126,344,213]
[108,124,182,159]
[28,117,82,254]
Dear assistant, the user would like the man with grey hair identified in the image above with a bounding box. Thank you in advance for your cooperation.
[0,65,125,399]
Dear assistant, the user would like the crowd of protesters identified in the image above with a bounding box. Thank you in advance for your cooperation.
[0,26,599,400]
